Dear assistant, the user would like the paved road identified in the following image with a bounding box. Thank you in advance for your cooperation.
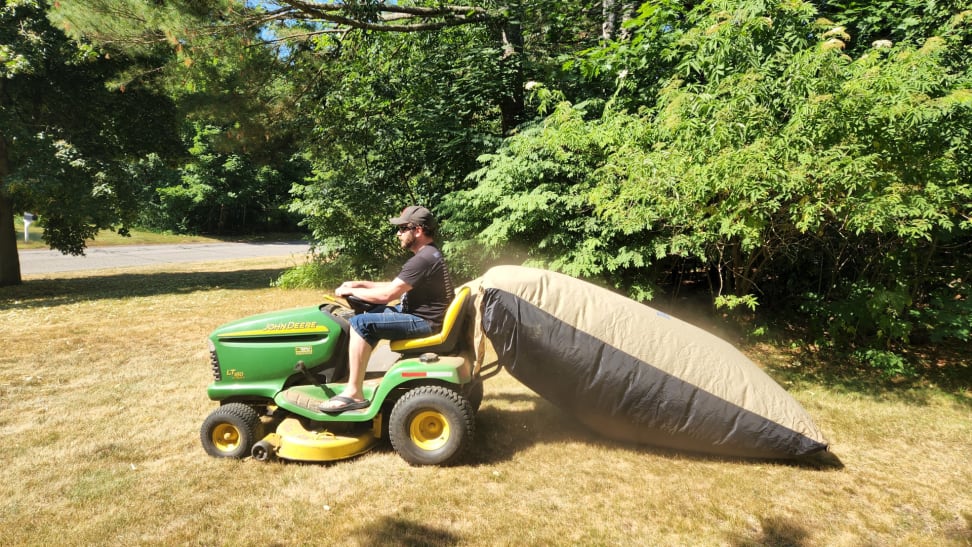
[18,241,312,275]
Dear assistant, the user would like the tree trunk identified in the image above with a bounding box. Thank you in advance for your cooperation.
[497,21,524,135]
[218,203,228,234]
[0,133,23,287]
[602,0,617,40]
[619,2,640,41]
[605,1,641,41]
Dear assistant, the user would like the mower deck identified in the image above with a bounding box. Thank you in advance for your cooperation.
[260,417,379,462]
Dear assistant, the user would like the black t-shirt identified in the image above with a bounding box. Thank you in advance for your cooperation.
[397,244,454,331]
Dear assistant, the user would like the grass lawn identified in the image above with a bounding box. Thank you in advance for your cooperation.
[0,257,969,546]
[14,217,283,250]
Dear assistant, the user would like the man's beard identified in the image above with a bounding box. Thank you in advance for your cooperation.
[401,232,416,250]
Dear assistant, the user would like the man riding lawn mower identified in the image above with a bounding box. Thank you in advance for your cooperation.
[201,205,489,466]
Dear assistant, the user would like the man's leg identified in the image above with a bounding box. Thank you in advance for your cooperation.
[320,308,432,412]
[340,329,371,400]
[319,324,373,411]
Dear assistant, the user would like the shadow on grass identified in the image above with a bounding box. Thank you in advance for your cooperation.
[351,516,460,546]
[949,512,972,544]
[728,515,812,547]
[469,393,844,470]
[0,268,290,310]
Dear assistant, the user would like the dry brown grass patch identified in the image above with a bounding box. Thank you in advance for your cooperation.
[1,257,970,545]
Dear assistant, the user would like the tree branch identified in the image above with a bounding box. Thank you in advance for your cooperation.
[276,0,497,32]
[279,1,489,18]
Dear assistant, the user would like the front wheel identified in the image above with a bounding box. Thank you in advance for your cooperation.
[200,403,261,459]
[389,385,474,466]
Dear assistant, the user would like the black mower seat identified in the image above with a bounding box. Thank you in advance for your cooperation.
[390,286,471,356]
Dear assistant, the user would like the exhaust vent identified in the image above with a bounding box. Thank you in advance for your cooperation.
[209,346,221,382]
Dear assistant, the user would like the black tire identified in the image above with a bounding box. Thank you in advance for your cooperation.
[251,440,276,462]
[388,385,474,466]
[200,403,261,459]
[465,380,484,413]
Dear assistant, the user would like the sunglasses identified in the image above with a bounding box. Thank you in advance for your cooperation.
[396,225,416,234]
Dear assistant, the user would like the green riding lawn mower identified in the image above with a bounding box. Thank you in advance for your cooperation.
[200,286,492,466]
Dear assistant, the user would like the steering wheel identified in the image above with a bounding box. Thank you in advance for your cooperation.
[344,294,374,315]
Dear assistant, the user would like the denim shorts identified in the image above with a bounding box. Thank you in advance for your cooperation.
[349,305,433,347]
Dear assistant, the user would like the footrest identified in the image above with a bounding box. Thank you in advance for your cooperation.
[284,388,326,411]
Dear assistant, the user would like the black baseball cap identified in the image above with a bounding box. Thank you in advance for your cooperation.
[389,205,437,231]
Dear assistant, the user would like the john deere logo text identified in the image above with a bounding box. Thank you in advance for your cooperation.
[264,321,318,331]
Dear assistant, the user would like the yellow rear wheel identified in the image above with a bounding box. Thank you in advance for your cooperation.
[409,410,451,451]
[389,385,474,466]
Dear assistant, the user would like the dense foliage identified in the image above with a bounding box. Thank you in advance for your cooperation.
[137,123,306,235]
[287,24,507,278]
[443,1,972,369]
[8,0,972,374]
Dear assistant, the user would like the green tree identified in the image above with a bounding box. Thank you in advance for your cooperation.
[1,0,178,286]
[54,0,316,238]
[141,122,305,235]
[265,1,607,278]
[55,1,613,283]
[445,0,972,357]
[286,24,509,276]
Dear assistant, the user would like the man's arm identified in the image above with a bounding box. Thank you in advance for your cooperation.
[336,278,412,304]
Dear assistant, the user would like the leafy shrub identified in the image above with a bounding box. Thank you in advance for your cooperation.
[799,282,914,346]
[854,349,916,378]
[445,0,972,364]
[915,279,972,343]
